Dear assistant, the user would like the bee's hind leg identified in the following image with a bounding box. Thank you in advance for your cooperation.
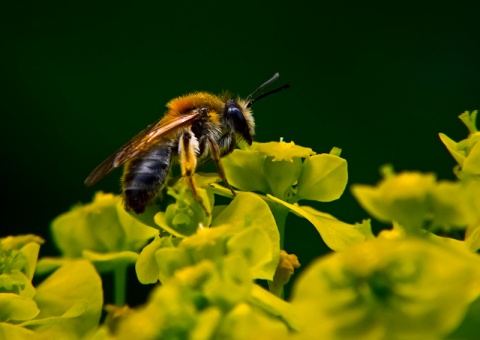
[179,130,210,216]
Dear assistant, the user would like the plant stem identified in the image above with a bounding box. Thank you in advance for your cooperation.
[267,200,289,250]
[113,264,127,306]
[266,201,290,299]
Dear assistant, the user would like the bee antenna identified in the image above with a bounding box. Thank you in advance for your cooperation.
[247,84,291,108]
[246,72,291,108]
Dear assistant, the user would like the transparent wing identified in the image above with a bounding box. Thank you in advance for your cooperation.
[84,111,200,186]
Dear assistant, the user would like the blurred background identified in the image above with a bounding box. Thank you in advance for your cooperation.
[1,1,479,301]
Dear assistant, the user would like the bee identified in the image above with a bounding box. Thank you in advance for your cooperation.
[84,73,291,214]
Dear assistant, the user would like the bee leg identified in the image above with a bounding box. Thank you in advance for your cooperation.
[186,174,210,216]
[218,131,237,157]
[208,135,236,197]
[179,131,210,216]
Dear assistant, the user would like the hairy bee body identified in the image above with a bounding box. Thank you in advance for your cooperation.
[85,74,289,214]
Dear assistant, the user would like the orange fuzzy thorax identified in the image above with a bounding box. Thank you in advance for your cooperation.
[166,92,225,114]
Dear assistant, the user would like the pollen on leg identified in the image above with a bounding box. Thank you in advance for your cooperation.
[179,131,198,177]
[178,130,210,216]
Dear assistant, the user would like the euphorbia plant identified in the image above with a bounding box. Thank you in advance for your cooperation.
[2,111,480,339]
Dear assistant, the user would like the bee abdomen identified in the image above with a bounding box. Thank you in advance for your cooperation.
[122,143,173,213]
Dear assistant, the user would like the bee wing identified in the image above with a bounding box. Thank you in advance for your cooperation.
[84,112,200,186]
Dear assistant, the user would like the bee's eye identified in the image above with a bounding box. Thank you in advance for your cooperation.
[225,100,247,131]
[225,100,252,144]
[226,106,244,121]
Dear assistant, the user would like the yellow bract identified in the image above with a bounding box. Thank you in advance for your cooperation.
[252,140,315,162]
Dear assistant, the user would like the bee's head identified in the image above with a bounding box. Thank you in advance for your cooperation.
[225,99,254,145]
[223,73,291,145]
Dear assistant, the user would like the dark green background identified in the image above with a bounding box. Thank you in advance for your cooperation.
[1,2,479,300]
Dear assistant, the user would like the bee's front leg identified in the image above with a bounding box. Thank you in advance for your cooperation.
[208,135,236,197]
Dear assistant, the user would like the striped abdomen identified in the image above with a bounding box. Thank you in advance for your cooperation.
[122,142,174,213]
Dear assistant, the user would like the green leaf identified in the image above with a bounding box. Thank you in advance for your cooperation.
[19,242,41,281]
[82,250,138,273]
[0,323,39,340]
[227,227,273,280]
[51,193,124,257]
[194,172,222,187]
[221,149,270,192]
[190,307,222,340]
[212,193,280,280]
[26,260,103,339]
[249,284,300,331]
[329,146,342,156]
[202,255,252,309]
[35,258,72,276]
[430,181,475,229]
[448,294,480,339]
[263,157,302,200]
[179,225,232,264]
[351,171,437,232]
[135,235,163,284]
[114,283,197,339]
[115,201,158,250]
[439,133,465,166]
[463,141,480,175]
[126,203,163,231]
[459,110,478,134]
[1,235,44,251]
[212,193,275,233]
[297,154,348,202]
[0,293,39,322]
[466,227,480,252]
[216,302,289,339]
[268,195,372,250]
[211,183,235,199]
[155,247,192,283]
